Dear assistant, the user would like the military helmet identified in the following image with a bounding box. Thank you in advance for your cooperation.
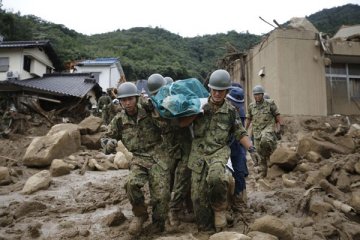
[148,73,166,95]
[208,69,231,90]
[117,82,140,99]
[164,76,174,85]
[264,92,270,99]
[252,85,265,95]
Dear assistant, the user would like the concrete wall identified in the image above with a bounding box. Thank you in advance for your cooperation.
[244,29,328,116]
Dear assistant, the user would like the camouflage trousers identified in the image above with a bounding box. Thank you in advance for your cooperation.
[125,163,170,227]
[254,130,277,172]
[191,161,229,230]
[169,143,192,212]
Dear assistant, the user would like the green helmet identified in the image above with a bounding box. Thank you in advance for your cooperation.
[164,76,174,85]
[208,69,231,90]
[252,85,265,95]
[148,73,166,95]
[117,82,140,99]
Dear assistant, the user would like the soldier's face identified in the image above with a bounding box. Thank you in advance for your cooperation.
[254,93,263,102]
[120,97,137,115]
[210,89,227,103]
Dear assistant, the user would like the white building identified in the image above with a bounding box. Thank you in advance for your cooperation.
[74,58,126,91]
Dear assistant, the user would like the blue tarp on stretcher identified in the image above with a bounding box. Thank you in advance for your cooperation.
[150,78,209,119]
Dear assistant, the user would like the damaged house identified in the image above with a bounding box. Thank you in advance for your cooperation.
[226,18,360,116]
[0,40,101,123]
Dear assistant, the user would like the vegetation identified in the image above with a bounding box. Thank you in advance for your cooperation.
[0,2,359,81]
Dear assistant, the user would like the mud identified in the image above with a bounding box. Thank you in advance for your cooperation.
[0,115,359,240]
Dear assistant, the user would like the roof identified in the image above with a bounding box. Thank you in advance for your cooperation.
[76,57,119,66]
[8,73,98,97]
[0,40,62,71]
[333,25,360,40]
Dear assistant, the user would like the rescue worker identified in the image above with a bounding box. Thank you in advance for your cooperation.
[147,73,193,226]
[245,85,284,178]
[226,87,251,219]
[164,76,174,85]
[97,89,112,124]
[0,105,17,138]
[103,82,170,235]
[185,69,261,231]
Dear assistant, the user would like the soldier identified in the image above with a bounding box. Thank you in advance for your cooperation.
[103,82,170,235]
[97,89,112,124]
[147,73,193,226]
[0,105,17,138]
[245,85,284,178]
[184,69,260,232]
[164,76,174,85]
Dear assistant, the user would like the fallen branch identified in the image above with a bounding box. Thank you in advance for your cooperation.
[0,155,17,161]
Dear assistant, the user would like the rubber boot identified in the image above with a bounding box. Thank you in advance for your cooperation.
[128,204,148,235]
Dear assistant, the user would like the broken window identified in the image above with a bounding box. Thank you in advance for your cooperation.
[0,57,9,72]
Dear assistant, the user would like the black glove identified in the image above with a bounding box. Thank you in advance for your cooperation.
[248,146,261,167]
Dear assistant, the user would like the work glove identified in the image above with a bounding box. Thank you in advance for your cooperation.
[101,138,117,154]
[248,146,261,167]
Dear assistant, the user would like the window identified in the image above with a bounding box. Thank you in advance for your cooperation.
[0,57,9,72]
[23,56,31,72]
[350,78,360,98]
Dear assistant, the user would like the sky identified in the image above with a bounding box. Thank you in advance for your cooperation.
[2,0,360,37]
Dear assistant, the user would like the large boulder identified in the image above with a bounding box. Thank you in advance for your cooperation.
[23,124,81,167]
[21,170,51,195]
[250,215,294,240]
[297,136,351,158]
[269,147,299,171]
[78,116,103,135]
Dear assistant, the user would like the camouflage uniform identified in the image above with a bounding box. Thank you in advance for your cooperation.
[246,99,280,175]
[97,95,111,124]
[105,104,170,229]
[168,125,192,214]
[188,98,247,230]
[107,102,122,123]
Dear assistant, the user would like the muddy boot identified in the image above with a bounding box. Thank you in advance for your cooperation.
[168,209,180,226]
[128,204,148,235]
[214,210,227,232]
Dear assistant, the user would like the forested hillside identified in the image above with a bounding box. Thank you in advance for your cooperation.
[0,3,359,81]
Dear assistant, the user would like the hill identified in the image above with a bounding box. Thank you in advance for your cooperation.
[0,3,359,81]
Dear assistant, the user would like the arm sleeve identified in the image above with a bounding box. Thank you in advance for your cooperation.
[104,115,122,140]
[270,101,280,117]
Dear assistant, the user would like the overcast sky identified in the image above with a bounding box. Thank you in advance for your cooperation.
[2,0,360,37]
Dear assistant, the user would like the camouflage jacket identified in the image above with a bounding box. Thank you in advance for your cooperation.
[97,95,112,110]
[105,104,168,169]
[188,98,247,173]
[246,99,280,139]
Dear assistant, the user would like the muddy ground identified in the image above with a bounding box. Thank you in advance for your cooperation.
[0,114,359,240]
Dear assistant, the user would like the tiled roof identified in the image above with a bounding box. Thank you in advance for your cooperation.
[77,57,119,66]
[0,40,61,71]
[8,73,98,97]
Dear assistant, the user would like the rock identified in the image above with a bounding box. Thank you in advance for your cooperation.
[81,132,103,150]
[309,196,333,215]
[336,170,351,192]
[209,231,251,240]
[349,191,360,212]
[155,234,197,240]
[0,166,11,185]
[319,164,334,178]
[104,210,126,227]
[78,115,103,134]
[297,136,351,159]
[282,174,297,188]
[116,140,133,161]
[267,165,285,179]
[50,159,74,177]
[296,162,311,172]
[250,215,293,240]
[21,170,51,194]
[247,231,279,240]
[27,222,42,238]
[305,151,322,163]
[114,152,129,169]
[23,124,81,167]
[354,162,360,175]
[305,171,324,189]
[269,147,299,171]
[88,159,106,171]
